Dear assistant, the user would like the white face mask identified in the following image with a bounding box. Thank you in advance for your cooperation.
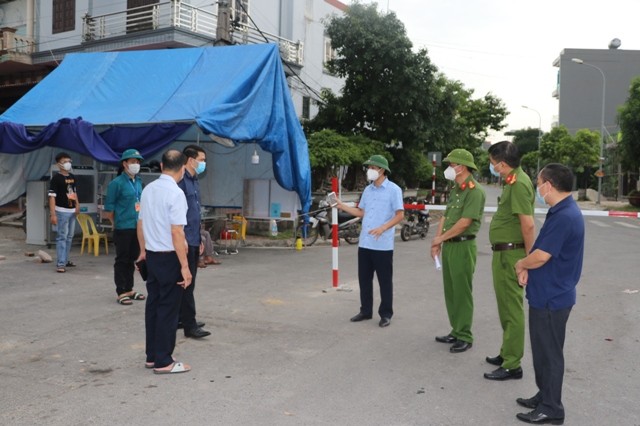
[366,168,380,182]
[444,166,459,181]
[60,162,72,172]
[128,163,141,175]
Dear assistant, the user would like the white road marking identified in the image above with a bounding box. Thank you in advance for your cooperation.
[589,220,610,227]
[614,221,640,229]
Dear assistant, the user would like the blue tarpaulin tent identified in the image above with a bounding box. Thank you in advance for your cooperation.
[0,43,311,211]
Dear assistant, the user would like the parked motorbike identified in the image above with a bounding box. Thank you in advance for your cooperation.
[296,199,361,246]
[401,199,430,241]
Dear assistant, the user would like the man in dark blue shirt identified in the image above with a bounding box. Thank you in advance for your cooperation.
[514,164,585,425]
[177,145,211,339]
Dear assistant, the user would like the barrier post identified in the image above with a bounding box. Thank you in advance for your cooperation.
[431,153,437,205]
[332,177,339,288]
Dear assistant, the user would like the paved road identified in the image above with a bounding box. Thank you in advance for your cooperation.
[0,198,639,425]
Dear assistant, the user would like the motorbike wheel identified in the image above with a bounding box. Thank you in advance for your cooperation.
[420,222,430,238]
[343,222,361,245]
[400,224,412,241]
[295,222,319,246]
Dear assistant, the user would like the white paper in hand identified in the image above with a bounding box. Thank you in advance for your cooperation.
[434,255,442,270]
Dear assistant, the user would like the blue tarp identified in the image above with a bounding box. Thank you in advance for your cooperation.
[0,44,311,211]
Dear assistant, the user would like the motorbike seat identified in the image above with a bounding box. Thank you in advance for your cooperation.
[337,210,356,223]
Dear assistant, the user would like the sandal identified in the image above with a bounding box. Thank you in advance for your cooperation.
[145,357,175,369]
[153,362,191,375]
[65,261,76,267]
[56,267,66,273]
[131,292,145,301]
[117,296,133,305]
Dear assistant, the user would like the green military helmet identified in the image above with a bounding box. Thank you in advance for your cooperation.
[120,149,144,162]
[443,148,477,170]
[363,154,391,173]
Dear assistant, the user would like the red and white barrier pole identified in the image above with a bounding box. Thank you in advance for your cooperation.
[403,203,640,218]
[431,154,436,205]
[332,177,339,287]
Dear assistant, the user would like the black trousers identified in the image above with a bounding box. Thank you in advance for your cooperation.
[179,246,199,331]
[145,251,184,368]
[529,306,572,418]
[358,247,394,319]
[113,229,140,296]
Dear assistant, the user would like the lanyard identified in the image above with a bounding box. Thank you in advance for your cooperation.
[127,178,140,201]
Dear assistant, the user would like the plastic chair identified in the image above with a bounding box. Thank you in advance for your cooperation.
[76,213,109,256]
[231,215,247,243]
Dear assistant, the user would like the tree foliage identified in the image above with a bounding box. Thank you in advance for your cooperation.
[507,128,541,156]
[306,129,387,190]
[618,76,640,172]
[543,126,599,189]
[305,2,507,189]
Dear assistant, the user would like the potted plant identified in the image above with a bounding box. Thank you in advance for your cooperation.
[628,189,640,207]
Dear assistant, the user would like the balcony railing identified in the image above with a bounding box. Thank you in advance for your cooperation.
[0,27,35,57]
[82,1,303,66]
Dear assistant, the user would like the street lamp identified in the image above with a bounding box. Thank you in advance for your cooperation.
[522,105,542,175]
[571,57,606,205]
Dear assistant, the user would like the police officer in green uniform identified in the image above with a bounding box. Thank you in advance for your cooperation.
[431,149,486,353]
[484,141,535,380]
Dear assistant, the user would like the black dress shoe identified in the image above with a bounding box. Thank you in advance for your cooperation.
[449,340,472,353]
[486,354,503,366]
[350,313,372,322]
[517,396,540,409]
[379,317,391,327]
[184,327,211,338]
[516,410,564,424]
[435,334,457,344]
[484,366,523,381]
[178,321,205,329]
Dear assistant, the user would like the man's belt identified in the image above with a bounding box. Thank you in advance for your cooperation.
[491,242,525,251]
[445,235,476,243]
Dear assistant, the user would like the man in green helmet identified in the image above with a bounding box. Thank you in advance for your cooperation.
[431,149,486,353]
[336,154,405,328]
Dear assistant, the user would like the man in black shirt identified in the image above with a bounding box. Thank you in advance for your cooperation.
[48,152,79,273]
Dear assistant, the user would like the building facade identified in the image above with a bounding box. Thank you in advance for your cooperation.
[0,0,346,119]
[553,46,640,137]
[553,45,640,198]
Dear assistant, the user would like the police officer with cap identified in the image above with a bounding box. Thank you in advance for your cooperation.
[104,149,146,305]
[431,149,486,353]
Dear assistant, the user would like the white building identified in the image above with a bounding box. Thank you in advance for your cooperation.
[0,0,346,119]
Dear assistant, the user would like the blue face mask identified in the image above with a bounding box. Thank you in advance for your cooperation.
[489,163,500,177]
[535,184,547,205]
[195,161,206,175]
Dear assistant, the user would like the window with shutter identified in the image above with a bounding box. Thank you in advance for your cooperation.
[52,0,75,34]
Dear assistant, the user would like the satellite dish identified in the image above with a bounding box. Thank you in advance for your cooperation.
[608,38,621,49]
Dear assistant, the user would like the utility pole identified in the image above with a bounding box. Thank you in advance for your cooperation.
[215,1,233,46]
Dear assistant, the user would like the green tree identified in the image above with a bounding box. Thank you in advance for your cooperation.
[319,2,444,151]
[506,127,541,156]
[618,76,640,173]
[547,126,599,190]
[307,129,357,189]
[306,129,387,191]
[308,2,507,186]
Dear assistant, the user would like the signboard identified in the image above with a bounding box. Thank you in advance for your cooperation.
[594,170,605,178]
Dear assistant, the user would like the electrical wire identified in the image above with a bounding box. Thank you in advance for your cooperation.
[236,1,325,103]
